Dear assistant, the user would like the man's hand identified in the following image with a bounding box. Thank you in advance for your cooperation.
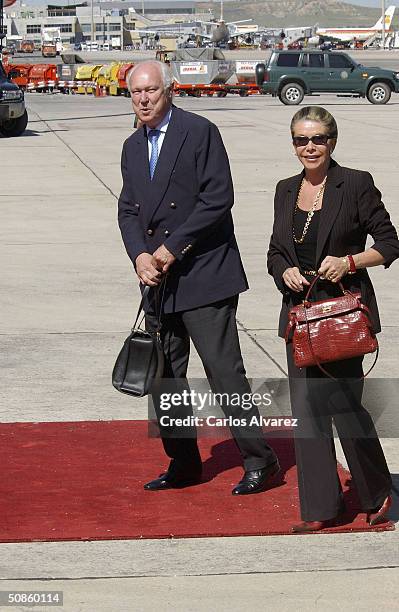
[152,244,176,273]
[135,253,163,286]
[282,267,310,293]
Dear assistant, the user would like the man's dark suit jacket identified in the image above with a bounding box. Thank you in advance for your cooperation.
[267,161,399,338]
[118,105,248,313]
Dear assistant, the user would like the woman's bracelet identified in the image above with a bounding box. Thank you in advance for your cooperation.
[342,255,356,275]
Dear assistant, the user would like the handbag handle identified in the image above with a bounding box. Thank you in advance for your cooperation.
[302,275,379,380]
[132,278,167,332]
[304,273,346,302]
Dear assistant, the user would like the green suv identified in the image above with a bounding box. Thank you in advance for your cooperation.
[256,50,399,105]
[0,60,28,137]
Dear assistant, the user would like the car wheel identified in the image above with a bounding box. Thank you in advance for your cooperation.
[367,82,391,105]
[279,83,304,105]
[0,109,28,137]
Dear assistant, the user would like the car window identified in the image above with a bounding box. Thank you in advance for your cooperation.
[309,54,324,68]
[329,54,354,69]
[302,53,324,68]
[276,53,300,67]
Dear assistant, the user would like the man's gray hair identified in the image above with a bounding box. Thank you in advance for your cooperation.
[127,60,174,92]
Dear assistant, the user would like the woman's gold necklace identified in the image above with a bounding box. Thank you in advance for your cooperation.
[293,177,327,244]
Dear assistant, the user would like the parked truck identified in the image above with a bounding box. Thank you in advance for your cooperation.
[42,42,57,57]
[41,27,62,55]
[111,37,121,50]
[20,40,34,53]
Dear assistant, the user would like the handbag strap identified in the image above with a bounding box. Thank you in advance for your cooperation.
[132,277,167,332]
[304,273,346,303]
[302,286,379,381]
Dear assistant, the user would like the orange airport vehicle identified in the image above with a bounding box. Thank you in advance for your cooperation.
[42,43,57,58]
[26,64,57,91]
[6,63,33,90]
[20,40,34,53]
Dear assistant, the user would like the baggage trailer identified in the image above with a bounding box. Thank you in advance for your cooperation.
[170,60,234,86]
[234,60,260,84]
[174,82,259,97]
[158,48,235,87]
[174,83,226,97]
[223,83,260,96]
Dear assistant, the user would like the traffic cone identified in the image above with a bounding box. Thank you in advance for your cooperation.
[95,84,100,97]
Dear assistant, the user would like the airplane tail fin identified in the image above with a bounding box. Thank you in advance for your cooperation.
[373,5,395,30]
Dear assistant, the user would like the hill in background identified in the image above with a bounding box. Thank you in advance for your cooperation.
[197,0,398,28]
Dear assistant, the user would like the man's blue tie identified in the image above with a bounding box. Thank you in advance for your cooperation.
[148,129,160,180]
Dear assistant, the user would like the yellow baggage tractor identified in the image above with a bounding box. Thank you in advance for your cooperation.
[108,62,126,96]
[75,64,103,94]
[110,62,134,96]
[97,62,121,94]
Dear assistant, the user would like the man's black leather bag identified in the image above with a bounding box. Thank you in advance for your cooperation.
[112,285,164,397]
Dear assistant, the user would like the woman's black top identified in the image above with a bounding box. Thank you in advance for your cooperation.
[293,209,321,272]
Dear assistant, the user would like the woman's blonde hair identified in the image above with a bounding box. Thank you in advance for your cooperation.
[290,106,338,149]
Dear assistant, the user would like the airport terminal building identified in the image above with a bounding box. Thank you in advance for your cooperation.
[3,1,209,47]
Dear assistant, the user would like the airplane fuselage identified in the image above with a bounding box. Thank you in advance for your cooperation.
[317,28,393,42]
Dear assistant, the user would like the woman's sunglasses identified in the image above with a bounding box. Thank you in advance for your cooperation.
[292,135,331,147]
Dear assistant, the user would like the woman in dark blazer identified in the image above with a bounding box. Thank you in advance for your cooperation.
[267,106,399,532]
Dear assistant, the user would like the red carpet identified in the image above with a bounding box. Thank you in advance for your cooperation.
[0,421,394,542]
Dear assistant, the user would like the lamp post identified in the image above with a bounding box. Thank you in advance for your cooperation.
[381,0,385,49]
[0,0,4,53]
[91,0,94,45]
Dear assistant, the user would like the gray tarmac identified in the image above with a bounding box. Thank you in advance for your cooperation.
[8,48,399,71]
[1,81,399,610]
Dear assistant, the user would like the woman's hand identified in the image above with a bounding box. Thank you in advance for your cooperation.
[282,267,311,293]
[318,256,348,282]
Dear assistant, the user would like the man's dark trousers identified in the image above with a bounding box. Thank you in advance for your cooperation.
[146,295,277,473]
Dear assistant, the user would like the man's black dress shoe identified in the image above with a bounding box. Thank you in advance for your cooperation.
[232,461,281,495]
[144,469,202,491]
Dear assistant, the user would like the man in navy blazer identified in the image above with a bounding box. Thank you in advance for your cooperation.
[118,60,279,494]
